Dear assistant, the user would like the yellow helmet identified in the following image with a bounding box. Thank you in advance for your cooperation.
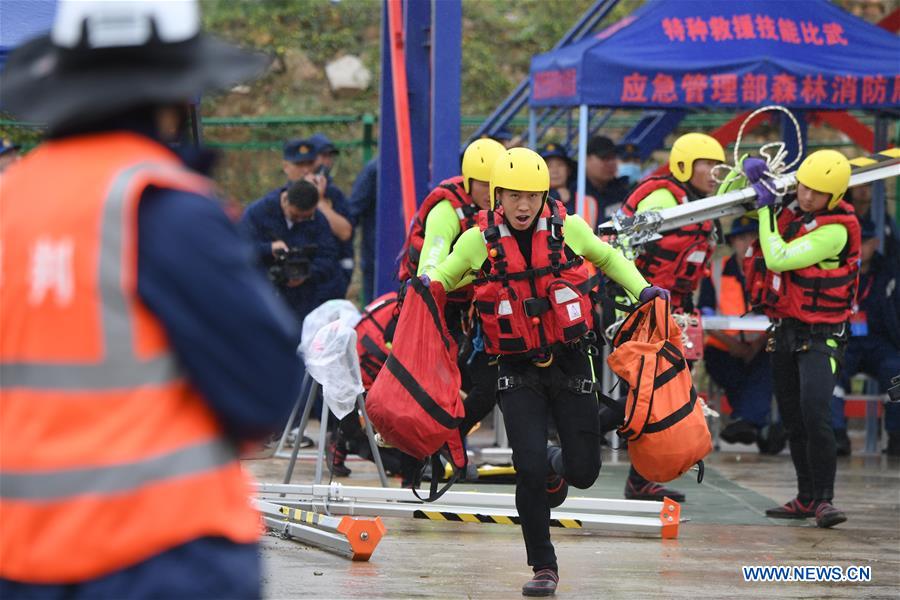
[669,132,725,183]
[796,149,851,210]
[489,147,550,209]
[461,138,506,194]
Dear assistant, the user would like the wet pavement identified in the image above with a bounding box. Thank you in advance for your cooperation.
[245,428,900,599]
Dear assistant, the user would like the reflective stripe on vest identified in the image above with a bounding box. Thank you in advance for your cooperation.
[0,133,258,584]
[1,438,236,501]
[0,161,190,390]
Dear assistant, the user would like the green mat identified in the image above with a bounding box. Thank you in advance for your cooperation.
[457,462,785,526]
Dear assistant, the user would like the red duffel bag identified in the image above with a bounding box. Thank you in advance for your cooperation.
[355,292,399,390]
[366,277,467,498]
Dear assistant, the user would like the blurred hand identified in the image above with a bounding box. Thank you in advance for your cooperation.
[305,173,328,199]
[639,285,671,303]
[271,240,288,256]
[752,181,776,209]
[742,157,769,184]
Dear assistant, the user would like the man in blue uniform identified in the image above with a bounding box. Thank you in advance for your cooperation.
[240,179,343,327]
[831,218,900,456]
[252,138,354,295]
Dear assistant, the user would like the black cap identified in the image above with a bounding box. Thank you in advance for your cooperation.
[283,139,317,163]
[309,133,340,156]
[727,215,756,239]
[538,142,571,162]
[617,142,640,160]
[859,218,877,240]
[587,135,616,158]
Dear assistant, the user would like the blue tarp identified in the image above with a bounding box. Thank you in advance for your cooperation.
[0,0,57,67]
[530,0,900,110]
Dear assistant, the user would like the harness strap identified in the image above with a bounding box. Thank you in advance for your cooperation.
[496,372,598,395]
[642,386,699,434]
[384,354,462,430]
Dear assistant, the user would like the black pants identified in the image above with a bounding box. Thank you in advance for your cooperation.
[770,324,845,502]
[460,351,499,435]
[498,347,602,570]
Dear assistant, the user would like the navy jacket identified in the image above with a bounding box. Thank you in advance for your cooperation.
[856,252,900,348]
[347,158,378,303]
[239,192,343,323]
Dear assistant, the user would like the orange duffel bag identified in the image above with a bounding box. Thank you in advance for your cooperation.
[607,297,712,483]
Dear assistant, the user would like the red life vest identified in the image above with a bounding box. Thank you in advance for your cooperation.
[397,176,478,282]
[744,201,861,324]
[473,200,599,355]
[355,292,399,390]
[620,177,715,305]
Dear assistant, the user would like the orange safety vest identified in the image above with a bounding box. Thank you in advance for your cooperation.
[0,132,260,584]
[704,255,760,352]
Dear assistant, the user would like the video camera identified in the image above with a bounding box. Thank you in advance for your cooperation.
[888,374,900,403]
[269,245,317,286]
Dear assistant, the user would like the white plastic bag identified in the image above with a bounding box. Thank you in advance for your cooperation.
[304,320,365,419]
[299,299,361,358]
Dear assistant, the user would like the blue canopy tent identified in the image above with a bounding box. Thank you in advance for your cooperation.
[529,0,900,224]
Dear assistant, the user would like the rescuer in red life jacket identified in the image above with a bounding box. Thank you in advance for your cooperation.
[618,132,726,312]
[612,132,725,503]
[743,150,860,529]
[426,147,667,597]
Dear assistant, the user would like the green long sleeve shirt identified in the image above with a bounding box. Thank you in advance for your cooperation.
[635,188,679,213]
[416,200,463,276]
[757,206,848,272]
[426,213,650,296]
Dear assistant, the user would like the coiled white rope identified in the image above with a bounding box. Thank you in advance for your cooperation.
[711,104,805,199]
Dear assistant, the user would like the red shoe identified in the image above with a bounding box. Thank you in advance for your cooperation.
[326,433,352,477]
[522,569,558,597]
[546,474,568,509]
[765,497,816,519]
[814,501,847,528]
[625,478,685,502]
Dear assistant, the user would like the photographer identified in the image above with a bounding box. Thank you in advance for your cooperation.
[241,179,343,328]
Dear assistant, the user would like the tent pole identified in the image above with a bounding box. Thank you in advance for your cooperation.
[576,104,589,220]
[528,109,537,149]
[873,113,890,253]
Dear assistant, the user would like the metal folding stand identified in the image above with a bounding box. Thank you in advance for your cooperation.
[257,498,386,561]
[258,482,683,539]
[280,378,389,487]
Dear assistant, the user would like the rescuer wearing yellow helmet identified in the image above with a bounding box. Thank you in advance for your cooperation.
[743,149,859,529]
[612,132,725,504]
[426,148,666,596]
[331,139,508,480]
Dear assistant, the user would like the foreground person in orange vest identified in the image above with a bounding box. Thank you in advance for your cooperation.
[744,150,860,528]
[427,148,666,596]
[0,1,302,596]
